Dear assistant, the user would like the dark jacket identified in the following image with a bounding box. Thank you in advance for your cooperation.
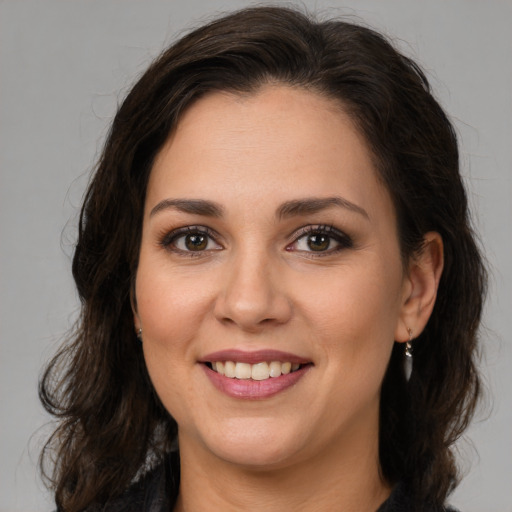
[91,452,459,512]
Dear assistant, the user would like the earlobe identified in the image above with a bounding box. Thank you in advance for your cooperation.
[395,232,444,342]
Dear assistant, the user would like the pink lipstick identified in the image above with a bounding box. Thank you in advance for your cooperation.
[200,349,312,399]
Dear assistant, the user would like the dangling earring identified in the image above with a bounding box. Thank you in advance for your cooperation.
[404,328,413,381]
[137,328,143,342]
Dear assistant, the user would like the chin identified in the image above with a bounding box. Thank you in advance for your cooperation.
[194,417,308,469]
[212,443,299,470]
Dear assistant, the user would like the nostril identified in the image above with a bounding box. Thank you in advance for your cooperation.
[213,276,293,331]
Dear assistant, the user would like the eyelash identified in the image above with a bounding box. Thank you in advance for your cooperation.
[159,224,353,257]
[287,224,353,256]
[159,226,221,257]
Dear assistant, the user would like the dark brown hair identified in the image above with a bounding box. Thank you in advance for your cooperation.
[40,6,486,511]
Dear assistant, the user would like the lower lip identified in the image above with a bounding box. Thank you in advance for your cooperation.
[202,364,311,400]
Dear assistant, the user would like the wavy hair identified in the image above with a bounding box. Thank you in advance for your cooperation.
[40,6,486,511]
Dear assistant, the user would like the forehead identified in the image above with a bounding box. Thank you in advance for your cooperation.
[147,85,394,223]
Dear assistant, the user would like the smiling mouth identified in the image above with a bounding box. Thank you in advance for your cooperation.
[207,361,307,381]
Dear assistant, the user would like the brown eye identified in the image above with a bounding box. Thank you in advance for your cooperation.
[307,233,330,251]
[163,227,222,254]
[185,233,208,251]
[288,225,353,255]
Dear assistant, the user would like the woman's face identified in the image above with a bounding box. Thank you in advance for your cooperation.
[135,85,412,469]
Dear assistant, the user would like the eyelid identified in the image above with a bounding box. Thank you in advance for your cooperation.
[287,224,353,254]
[157,223,352,256]
[159,225,223,254]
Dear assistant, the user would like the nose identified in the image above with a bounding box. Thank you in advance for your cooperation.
[213,249,293,332]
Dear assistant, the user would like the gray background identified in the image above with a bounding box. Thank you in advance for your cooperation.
[1,1,510,511]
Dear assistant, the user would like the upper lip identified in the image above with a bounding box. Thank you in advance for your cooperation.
[200,349,310,365]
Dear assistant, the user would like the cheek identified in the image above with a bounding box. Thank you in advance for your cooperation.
[135,258,214,348]
[134,262,213,419]
[294,259,403,382]
[300,262,402,336]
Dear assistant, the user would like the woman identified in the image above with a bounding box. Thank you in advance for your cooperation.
[39,6,486,512]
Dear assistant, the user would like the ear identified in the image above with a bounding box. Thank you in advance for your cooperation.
[395,232,444,342]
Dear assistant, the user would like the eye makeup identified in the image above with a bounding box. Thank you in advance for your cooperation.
[157,221,354,260]
[159,225,222,257]
[286,224,354,256]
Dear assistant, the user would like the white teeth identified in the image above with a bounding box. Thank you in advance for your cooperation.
[224,360,236,378]
[281,362,292,375]
[235,362,252,380]
[210,360,303,380]
[251,362,270,381]
[269,361,282,378]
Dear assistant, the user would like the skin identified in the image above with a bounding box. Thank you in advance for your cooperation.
[134,85,443,512]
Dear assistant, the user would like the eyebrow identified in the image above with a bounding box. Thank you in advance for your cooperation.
[149,198,224,218]
[277,196,369,220]
[149,196,369,220]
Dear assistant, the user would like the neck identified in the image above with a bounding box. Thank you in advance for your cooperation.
[173,421,390,512]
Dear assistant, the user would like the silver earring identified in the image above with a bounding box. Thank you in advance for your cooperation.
[137,328,143,342]
[404,328,413,381]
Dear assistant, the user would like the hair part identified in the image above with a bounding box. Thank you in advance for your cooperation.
[40,6,486,511]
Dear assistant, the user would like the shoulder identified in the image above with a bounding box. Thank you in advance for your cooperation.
[377,483,461,512]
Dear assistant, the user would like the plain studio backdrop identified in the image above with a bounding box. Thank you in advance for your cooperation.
[1,1,510,511]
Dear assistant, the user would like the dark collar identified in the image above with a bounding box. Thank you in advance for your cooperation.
[98,453,458,512]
